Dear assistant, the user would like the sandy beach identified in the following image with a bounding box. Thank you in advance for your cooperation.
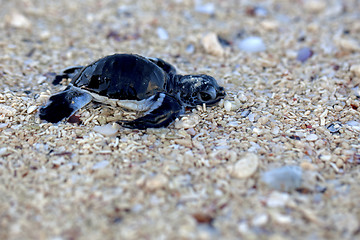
[1,0,360,239]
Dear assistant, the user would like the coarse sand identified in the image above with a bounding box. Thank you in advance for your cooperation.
[1,0,360,239]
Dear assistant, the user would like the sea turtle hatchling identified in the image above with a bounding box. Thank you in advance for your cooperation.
[39,53,226,129]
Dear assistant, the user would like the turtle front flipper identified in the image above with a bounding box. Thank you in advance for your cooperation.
[52,66,84,85]
[120,93,184,129]
[39,85,92,123]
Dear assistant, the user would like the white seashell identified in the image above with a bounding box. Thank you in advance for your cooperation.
[306,134,318,141]
[201,32,224,57]
[157,27,169,40]
[27,106,37,114]
[93,124,119,137]
[238,37,266,53]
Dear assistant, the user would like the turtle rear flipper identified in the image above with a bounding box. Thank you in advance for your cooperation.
[39,86,92,123]
[120,93,183,129]
[52,66,84,85]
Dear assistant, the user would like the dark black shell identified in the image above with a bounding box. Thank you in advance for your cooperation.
[72,54,168,100]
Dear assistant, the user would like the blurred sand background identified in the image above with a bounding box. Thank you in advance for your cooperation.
[1,0,360,239]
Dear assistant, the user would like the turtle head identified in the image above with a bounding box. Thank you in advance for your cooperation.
[177,74,226,107]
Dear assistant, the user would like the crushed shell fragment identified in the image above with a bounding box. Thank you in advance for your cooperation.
[230,153,259,179]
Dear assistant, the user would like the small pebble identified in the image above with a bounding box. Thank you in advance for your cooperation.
[251,214,269,226]
[297,47,313,63]
[201,32,225,57]
[333,104,343,111]
[252,6,268,17]
[0,147,8,156]
[37,75,47,84]
[175,114,200,129]
[238,222,250,235]
[228,121,239,127]
[157,27,169,40]
[27,106,37,114]
[0,123,8,129]
[186,44,195,54]
[270,212,292,225]
[195,2,215,15]
[238,36,266,53]
[272,126,280,135]
[237,93,247,102]
[335,37,360,51]
[5,12,31,29]
[248,112,255,122]
[285,50,298,59]
[224,101,232,112]
[261,166,302,192]
[259,58,278,68]
[36,93,50,104]
[260,20,279,31]
[230,153,259,179]
[174,139,193,148]
[39,30,51,40]
[350,64,360,78]
[266,191,290,208]
[192,212,214,224]
[93,123,119,137]
[319,154,332,161]
[186,128,196,136]
[306,134,318,141]
[326,122,342,133]
[224,100,240,111]
[336,159,344,168]
[304,0,326,13]
[67,115,82,124]
[241,109,250,117]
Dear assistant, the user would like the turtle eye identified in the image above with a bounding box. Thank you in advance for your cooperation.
[198,86,217,102]
[199,92,212,102]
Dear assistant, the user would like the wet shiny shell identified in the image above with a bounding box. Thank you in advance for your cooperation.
[71,54,168,100]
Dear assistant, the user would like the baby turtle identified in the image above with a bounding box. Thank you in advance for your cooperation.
[39,54,226,129]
